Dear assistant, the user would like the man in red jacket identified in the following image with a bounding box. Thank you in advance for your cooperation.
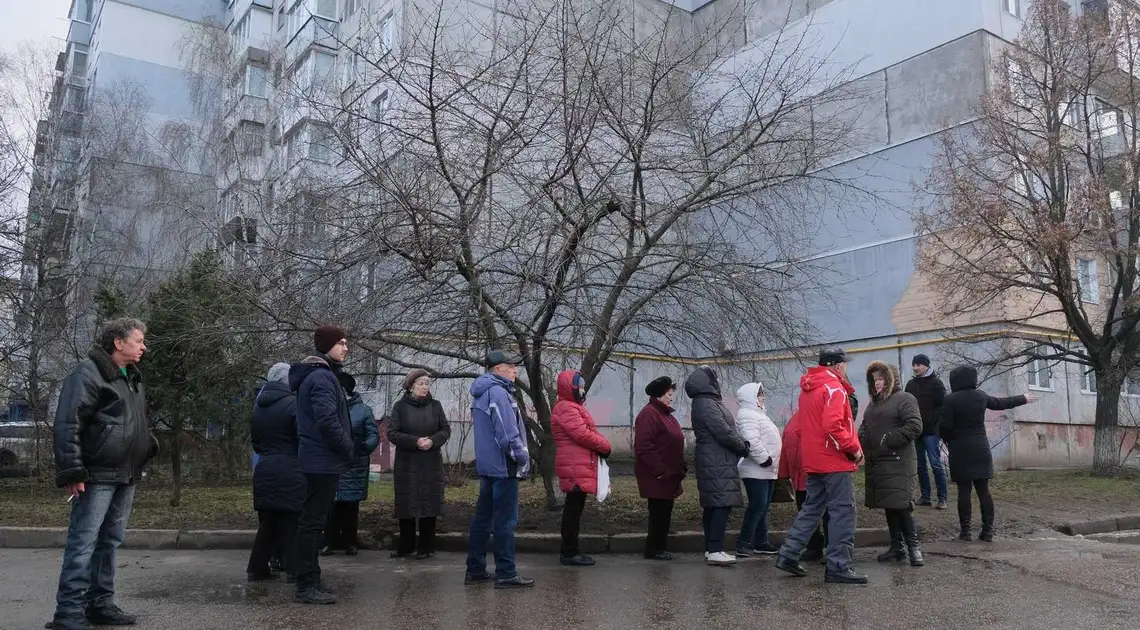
[775,347,868,584]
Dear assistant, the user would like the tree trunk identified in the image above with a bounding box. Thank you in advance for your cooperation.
[170,415,183,507]
[1093,373,1123,474]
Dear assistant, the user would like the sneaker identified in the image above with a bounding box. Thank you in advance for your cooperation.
[644,551,674,561]
[47,616,92,630]
[937,500,948,510]
[85,604,137,626]
[560,554,596,566]
[752,543,780,555]
[464,572,496,585]
[918,498,933,507]
[319,546,335,556]
[295,587,337,605]
[494,575,536,589]
[825,568,870,584]
[706,551,737,567]
[774,555,808,577]
[734,548,752,558]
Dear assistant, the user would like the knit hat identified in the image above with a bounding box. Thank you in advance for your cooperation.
[338,371,357,395]
[912,354,931,368]
[314,325,346,354]
[266,362,290,384]
[645,376,676,398]
[818,346,849,367]
[402,368,430,392]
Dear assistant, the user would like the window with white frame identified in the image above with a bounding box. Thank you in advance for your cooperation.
[63,85,86,112]
[238,121,265,157]
[1028,356,1053,390]
[1077,258,1099,303]
[1004,0,1021,18]
[308,123,336,163]
[341,53,359,87]
[70,44,89,78]
[359,262,375,299]
[73,0,94,22]
[245,64,269,98]
[232,13,251,49]
[314,0,337,19]
[1110,190,1125,210]
[1127,376,1140,397]
[1081,368,1097,394]
[308,50,336,91]
[1062,98,1082,128]
[1094,99,1121,138]
[342,0,360,19]
[379,12,395,53]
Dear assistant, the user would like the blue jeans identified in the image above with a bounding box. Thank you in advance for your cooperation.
[915,434,948,503]
[738,478,775,550]
[779,472,856,574]
[466,477,519,580]
[55,483,136,618]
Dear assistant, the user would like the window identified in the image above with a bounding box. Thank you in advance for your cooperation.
[238,121,265,156]
[232,13,251,49]
[1110,190,1125,210]
[372,90,390,118]
[70,45,89,78]
[277,4,286,30]
[63,85,86,112]
[314,0,337,19]
[359,262,375,299]
[73,0,94,22]
[308,124,335,163]
[341,53,359,87]
[342,0,360,19]
[1082,369,1097,394]
[1007,58,1029,106]
[1094,100,1121,138]
[1128,376,1140,397]
[1004,0,1021,18]
[1077,258,1099,303]
[245,64,269,98]
[1061,98,1081,128]
[379,12,395,53]
[309,51,336,90]
[1028,357,1053,390]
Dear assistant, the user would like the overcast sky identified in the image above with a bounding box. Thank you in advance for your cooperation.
[0,0,73,56]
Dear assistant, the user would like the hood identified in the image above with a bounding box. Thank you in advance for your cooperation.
[288,356,330,392]
[949,366,978,392]
[266,362,291,384]
[471,372,513,398]
[800,365,843,393]
[866,360,900,402]
[735,382,763,411]
[684,366,721,399]
[257,381,293,407]
[556,370,580,403]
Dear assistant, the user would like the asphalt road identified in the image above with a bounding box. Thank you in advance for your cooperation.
[4,537,1139,630]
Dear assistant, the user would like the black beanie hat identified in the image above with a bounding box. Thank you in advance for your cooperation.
[913,354,931,368]
[314,324,346,354]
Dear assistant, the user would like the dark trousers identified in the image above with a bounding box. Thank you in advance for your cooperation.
[884,507,917,543]
[324,501,360,550]
[248,510,299,576]
[645,498,674,556]
[294,474,338,591]
[738,478,775,550]
[560,490,588,557]
[956,479,994,528]
[795,490,829,552]
[397,517,438,555]
[701,506,732,553]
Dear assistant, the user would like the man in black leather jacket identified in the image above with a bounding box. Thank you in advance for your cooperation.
[49,318,158,630]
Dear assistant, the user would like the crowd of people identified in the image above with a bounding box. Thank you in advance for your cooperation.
[45,318,1038,627]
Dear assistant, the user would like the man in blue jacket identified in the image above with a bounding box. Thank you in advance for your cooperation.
[289,325,353,605]
[464,350,535,589]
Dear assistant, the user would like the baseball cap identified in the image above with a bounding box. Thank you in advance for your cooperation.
[818,346,850,367]
[485,349,522,368]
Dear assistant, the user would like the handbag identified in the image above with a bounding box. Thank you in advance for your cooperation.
[771,478,794,504]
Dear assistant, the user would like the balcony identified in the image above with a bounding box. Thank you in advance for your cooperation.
[67,20,92,46]
[220,216,258,246]
[285,17,339,69]
[224,93,270,129]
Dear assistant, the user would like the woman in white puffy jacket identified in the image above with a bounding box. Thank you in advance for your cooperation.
[734,382,783,557]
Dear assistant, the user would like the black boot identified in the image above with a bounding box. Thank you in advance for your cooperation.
[958,520,972,541]
[877,523,906,563]
[905,532,924,567]
[978,523,994,542]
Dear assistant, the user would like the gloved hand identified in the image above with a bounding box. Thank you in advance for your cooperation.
[759,456,773,468]
[737,442,751,458]
[598,449,610,459]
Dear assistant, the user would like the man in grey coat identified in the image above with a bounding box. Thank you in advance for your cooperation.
[685,366,750,567]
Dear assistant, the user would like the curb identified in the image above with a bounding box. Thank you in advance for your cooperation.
[0,526,890,553]
[1055,514,1140,537]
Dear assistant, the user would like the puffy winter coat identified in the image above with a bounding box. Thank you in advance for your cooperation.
[470,373,529,479]
[634,398,687,499]
[388,392,451,519]
[778,411,807,492]
[904,372,947,436]
[551,371,612,495]
[734,383,782,480]
[939,366,1028,483]
[859,361,923,510]
[54,347,159,487]
[686,367,749,508]
[335,394,380,502]
[795,366,861,474]
[290,357,354,475]
[251,382,305,512]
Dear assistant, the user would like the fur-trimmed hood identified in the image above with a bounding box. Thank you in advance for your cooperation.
[866,360,901,402]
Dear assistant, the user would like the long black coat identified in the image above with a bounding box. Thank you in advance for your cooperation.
[859,362,923,510]
[335,395,380,503]
[251,382,306,512]
[686,368,749,509]
[388,393,451,519]
[938,367,1028,483]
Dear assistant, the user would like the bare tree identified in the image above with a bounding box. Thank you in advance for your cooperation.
[918,0,1140,472]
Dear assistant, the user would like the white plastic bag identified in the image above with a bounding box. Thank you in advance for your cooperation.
[596,458,611,502]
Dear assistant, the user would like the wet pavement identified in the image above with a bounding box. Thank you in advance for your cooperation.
[4,538,1140,630]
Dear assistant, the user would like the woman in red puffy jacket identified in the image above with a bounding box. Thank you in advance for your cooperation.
[552,370,612,567]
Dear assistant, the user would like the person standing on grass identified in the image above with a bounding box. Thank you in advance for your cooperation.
[551,370,613,567]
[939,366,1036,542]
[465,350,535,589]
[686,366,750,567]
[289,325,354,605]
[775,347,868,585]
[859,361,925,568]
[322,372,380,557]
[904,354,949,510]
[387,368,451,560]
[778,410,828,563]
[634,377,687,561]
[734,381,782,557]
[247,362,304,582]
[49,318,159,630]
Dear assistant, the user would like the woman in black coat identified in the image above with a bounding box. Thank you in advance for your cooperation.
[388,369,451,559]
[939,366,1036,542]
[858,361,924,567]
[247,363,306,581]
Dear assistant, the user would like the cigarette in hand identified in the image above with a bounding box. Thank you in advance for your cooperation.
[66,494,74,503]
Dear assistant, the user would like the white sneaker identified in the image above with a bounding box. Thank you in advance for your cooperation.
[706,551,737,567]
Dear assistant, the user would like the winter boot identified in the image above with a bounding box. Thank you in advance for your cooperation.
[958,520,972,541]
[905,532,924,567]
[877,524,906,563]
[978,522,994,542]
